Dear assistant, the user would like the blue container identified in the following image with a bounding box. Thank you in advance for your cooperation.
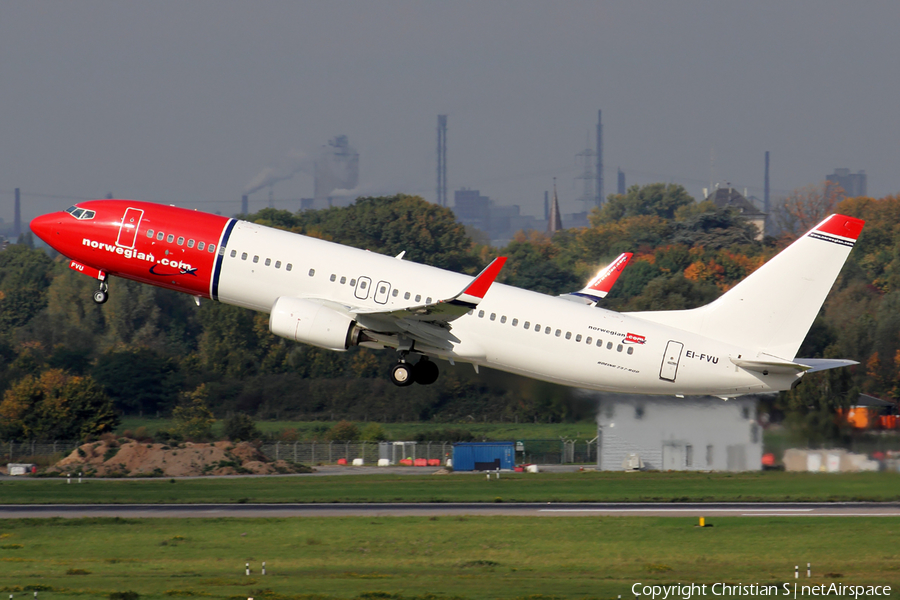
[452,442,515,471]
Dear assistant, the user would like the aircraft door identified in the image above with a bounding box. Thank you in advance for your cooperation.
[354,276,372,300]
[659,340,684,382]
[116,208,144,249]
[373,280,391,304]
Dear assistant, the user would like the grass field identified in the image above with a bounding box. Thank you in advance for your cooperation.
[5,471,900,504]
[0,516,897,600]
[117,417,602,442]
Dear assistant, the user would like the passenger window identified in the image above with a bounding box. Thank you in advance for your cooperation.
[241,252,248,260]
[286,264,292,271]
[617,345,623,352]
[555,329,561,337]
[392,290,398,297]
[545,327,551,334]
[565,332,572,340]
[426,297,432,304]
[275,261,281,269]
[500,316,507,324]
[146,229,154,238]
[208,244,216,253]
[157,232,165,241]
[167,234,174,243]
[576,334,582,342]
[627,347,634,355]
[512,318,518,326]
[350,279,356,286]
[217,246,224,255]
[607,342,613,349]
[309,269,315,277]
[597,340,603,347]
[177,236,185,245]
[586,337,592,345]
[478,310,485,318]
[188,239,195,248]
[490,313,496,321]
[340,276,347,284]
[230,250,237,258]
[198,242,205,250]
[253,256,259,263]
[330,274,337,282]
[265,258,271,266]
[404,292,410,300]
[524,322,531,330]
[415,294,421,302]
[534,324,540,332]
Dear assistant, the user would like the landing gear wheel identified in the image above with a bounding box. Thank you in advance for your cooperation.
[390,362,415,387]
[414,358,439,385]
[92,289,108,304]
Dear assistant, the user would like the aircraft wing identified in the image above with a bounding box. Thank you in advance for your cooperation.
[563,252,633,305]
[352,257,507,349]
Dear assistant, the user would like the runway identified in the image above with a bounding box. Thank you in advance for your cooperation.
[3,502,900,518]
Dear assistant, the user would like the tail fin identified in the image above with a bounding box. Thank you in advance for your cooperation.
[629,214,864,360]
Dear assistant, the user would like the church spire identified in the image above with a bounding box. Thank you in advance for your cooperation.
[548,177,563,234]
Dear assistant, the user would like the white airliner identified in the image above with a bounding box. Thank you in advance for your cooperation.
[30,201,863,396]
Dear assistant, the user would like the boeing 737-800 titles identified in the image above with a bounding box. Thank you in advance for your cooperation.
[30,201,863,397]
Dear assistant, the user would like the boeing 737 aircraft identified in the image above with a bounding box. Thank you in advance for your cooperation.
[30,201,863,397]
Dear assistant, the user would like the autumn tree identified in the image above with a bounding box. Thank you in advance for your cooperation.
[771,180,846,237]
[0,369,118,440]
[171,384,215,441]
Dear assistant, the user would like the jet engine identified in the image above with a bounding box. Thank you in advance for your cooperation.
[269,297,358,351]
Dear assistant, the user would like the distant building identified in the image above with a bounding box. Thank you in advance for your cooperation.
[596,395,761,471]
[453,189,491,232]
[705,186,766,240]
[827,168,867,198]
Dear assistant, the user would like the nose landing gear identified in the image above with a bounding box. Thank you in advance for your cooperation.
[389,355,440,387]
[92,280,109,304]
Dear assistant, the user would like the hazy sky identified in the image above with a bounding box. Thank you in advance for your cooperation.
[2,2,898,226]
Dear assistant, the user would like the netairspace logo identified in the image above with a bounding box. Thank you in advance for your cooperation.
[631,583,892,599]
[82,238,195,273]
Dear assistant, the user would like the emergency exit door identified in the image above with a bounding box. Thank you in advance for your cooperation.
[659,340,684,382]
[116,208,144,249]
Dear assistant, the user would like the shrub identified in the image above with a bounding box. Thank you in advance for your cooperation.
[109,593,139,600]
[325,420,360,441]
[222,413,261,442]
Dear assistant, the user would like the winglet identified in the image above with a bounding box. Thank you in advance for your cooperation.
[569,252,632,303]
[455,257,507,306]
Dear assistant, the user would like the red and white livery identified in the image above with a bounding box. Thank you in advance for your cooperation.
[31,202,863,396]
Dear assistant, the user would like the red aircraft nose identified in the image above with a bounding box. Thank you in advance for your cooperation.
[30,212,62,245]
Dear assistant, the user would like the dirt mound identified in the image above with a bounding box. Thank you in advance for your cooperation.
[46,440,311,477]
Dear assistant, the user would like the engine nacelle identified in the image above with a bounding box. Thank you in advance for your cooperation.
[269,297,356,351]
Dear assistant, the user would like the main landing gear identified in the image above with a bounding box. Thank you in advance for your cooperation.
[92,280,109,305]
[390,355,440,387]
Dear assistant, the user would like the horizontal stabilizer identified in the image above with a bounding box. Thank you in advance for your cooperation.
[794,358,859,373]
[731,357,859,375]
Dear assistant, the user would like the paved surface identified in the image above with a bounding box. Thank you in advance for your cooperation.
[3,502,900,519]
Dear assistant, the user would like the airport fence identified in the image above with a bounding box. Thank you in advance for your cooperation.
[1,439,599,467]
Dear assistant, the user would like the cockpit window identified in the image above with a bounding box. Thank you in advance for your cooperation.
[64,206,95,220]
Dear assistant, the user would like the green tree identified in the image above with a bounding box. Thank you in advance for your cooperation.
[171,384,215,441]
[0,369,118,440]
[594,183,695,224]
[92,348,181,415]
[222,413,261,442]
